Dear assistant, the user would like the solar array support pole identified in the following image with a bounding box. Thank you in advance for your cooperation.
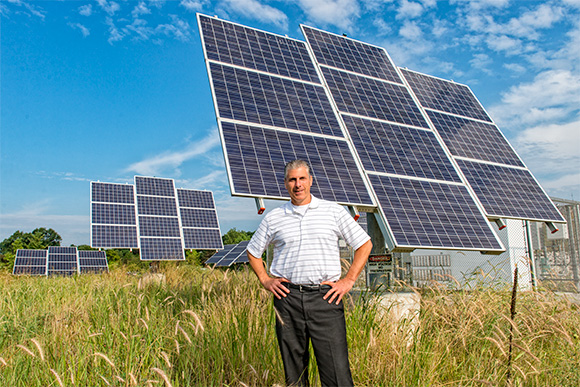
[524,220,537,288]
[255,197,265,215]
[366,212,390,289]
[546,222,559,234]
[348,206,360,221]
[495,218,507,230]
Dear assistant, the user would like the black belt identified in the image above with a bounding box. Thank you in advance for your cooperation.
[283,282,332,292]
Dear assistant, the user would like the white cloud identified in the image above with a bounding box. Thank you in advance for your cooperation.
[155,15,192,42]
[125,132,221,176]
[69,22,90,37]
[221,0,288,30]
[180,0,206,12]
[176,170,227,190]
[372,18,392,36]
[97,0,120,16]
[470,53,492,73]
[503,62,527,74]
[132,2,151,18]
[503,3,564,39]
[106,17,125,44]
[297,0,360,32]
[399,20,423,40]
[485,34,521,54]
[396,0,424,20]
[79,4,92,16]
[490,69,580,127]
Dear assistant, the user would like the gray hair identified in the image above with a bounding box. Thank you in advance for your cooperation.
[284,159,312,180]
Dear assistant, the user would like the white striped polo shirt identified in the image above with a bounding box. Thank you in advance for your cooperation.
[247,195,370,285]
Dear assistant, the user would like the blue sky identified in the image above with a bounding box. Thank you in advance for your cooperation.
[1,0,579,246]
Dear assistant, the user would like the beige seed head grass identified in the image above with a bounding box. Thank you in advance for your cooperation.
[1,266,579,386]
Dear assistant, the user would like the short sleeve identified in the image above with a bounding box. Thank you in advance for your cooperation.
[335,205,370,250]
[247,216,271,258]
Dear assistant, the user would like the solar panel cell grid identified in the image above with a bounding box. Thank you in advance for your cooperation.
[47,246,78,275]
[369,174,503,250]
[177,189,215,209]
[140,238,185,261]
[210,62,343,137]
[92,225,139,248]
[206,244,235,264]
[92,203,136,225]
[180,208,219,228]
[427,110,525,167]
[138,217,182,237]
[183,228,223,250]
[14,266,46,275]
[342,115,461,182]
[222,122,374,205]
[302,26,401,84]
[321,67,429,128]
[457,160,565,222]
[135,176,176,197]
[200,15,320,83]
[137,196,179,216]
[91,182,135,204]
[402,69,492,122]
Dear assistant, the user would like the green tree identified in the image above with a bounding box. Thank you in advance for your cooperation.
[222,228,254,245]
[0,228,62,270]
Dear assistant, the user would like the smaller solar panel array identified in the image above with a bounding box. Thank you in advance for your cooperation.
[91,177,224,260]
[205,240,250,267]
[13,247,109,276]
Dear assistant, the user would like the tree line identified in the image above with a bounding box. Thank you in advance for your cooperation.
[0,227,254,271]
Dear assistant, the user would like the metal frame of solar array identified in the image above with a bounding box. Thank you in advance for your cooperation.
[300,25,505,253]
[399,69,565,224]
[91,177,223,260]
[197,14,375,208]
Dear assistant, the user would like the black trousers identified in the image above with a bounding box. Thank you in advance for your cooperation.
[273,285,354,387]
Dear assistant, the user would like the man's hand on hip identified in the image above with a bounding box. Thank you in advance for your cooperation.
[262,277,291,299]
[321,278,355,305]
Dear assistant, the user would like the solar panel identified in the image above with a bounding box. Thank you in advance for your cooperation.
[199,14,320,83]
[426,110,525,167]
[222,122,374,205]
[13,249,47,275]
[341,115,462,182]
[206,244,235,265]
[457,160,565,222]
[320,66,429,129]
[210,62,343,137]
[47,246,78,276]
[402,69,565,223]
[302,25,402,84]
[215,240,250,267]
[135,176,184,261]
[78,250,109,274]
[91,182,139,249]
[400,68,492,122]
[301,27,504,252]
[198,15,375,208]
[369,174,503,251]
[177,188,223,250]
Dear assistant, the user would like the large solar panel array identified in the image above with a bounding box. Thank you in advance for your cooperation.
[205,240,250,267]
[401,69,564,223]
[198,14,374,207]
[13,247,109,276]
[199,15,564,253]
[91,176,224,260]
[302,25,503,252]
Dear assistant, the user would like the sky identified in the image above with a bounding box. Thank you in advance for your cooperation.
[1,0,579,246]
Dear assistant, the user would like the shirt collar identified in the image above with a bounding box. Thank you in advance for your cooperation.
[283,194,320,214]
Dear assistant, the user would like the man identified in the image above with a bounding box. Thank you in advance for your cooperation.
[247,159,373,387]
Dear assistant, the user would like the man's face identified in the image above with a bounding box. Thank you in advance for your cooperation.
[284,166,313,206]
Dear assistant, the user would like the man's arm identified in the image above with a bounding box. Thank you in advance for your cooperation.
[322,239,372,305]
[247,251,290,299]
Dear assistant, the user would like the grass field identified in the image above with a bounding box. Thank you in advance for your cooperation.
[1,265,578,386]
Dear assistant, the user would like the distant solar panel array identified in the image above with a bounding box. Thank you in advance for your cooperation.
[205,240,250,267]
[198,14,565,254]
[91,176,224,260]
[13,246,109,276]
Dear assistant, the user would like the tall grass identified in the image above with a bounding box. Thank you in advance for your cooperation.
[0,266,578,386]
